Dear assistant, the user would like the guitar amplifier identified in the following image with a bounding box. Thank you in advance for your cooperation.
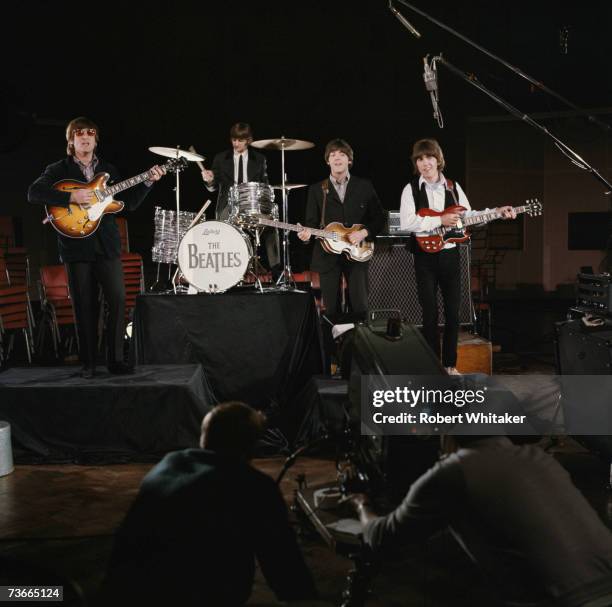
[555,319,612,374]
[368,238,474,326]
[385,210,411,236]
[575,273,612,318]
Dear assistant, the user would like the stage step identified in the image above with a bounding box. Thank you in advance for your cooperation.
[457,332,492,375]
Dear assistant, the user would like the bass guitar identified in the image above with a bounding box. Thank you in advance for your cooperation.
[415,198,542,253]
[257,217,374,262]
[43,157,187,238]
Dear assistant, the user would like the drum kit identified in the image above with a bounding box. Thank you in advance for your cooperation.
[148,137,314,294]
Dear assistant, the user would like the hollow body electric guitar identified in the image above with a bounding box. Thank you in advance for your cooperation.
[258,217,374,262]
[415,199,542,253]
[44,157,187,238]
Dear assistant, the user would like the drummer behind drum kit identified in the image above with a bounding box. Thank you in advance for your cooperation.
[148,137,314,294]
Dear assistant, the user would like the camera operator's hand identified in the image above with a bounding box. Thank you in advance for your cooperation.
[348,493,377,525]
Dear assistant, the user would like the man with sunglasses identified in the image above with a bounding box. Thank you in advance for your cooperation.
[28,116,165,378]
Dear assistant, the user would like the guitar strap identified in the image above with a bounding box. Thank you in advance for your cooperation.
[320,179,330,229]
[444,178,460,205]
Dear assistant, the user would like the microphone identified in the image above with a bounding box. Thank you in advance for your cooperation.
[423,55,444,128]
[388,1,421,39]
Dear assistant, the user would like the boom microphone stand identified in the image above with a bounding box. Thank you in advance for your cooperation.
[430,54,612,194]
[393,0,612,135]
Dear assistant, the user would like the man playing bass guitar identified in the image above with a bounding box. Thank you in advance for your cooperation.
[298,138,385,320]
[400,138,515,375]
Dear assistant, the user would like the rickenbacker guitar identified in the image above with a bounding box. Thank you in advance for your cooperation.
[43,157,187,238]
[258,217,374,262]
[415,198,542,253]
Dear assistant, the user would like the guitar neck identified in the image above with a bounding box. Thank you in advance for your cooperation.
[430,204,531,237]
[103,169,155,197]
[462,205,527,227]
[258,218,336,240]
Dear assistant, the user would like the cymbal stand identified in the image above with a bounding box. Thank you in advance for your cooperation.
[276,139,296,290]
[174,146,182,250]
[245,226,265,293]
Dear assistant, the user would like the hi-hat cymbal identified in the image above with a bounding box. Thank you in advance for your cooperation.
[271,183,308,191]
[149,146,205,161]
[251,137,314,151]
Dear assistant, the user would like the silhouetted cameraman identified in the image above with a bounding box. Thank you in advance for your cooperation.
[102,402,317,606]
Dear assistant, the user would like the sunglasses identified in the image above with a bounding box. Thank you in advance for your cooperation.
[74,128,96,137]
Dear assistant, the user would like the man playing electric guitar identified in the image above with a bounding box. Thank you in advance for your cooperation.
[400,138,515,375]
[28,116,166,378]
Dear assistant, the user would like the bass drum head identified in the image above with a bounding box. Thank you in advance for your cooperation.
[177,221,252,293]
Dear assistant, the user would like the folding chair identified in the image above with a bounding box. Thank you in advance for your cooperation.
[116,217,130,254]
[0,283,35,364]
[38,265,78,358]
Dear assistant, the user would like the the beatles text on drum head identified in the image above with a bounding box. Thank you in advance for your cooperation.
[186,243,246,273]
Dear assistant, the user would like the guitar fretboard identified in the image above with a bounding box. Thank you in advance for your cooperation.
[433,205,529,236]
[258,218,339,241]
[102,169,155,197]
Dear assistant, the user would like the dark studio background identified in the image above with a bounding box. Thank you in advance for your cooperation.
[2,0,612,274]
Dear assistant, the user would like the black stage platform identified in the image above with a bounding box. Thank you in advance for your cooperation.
[0,365,213,464]
[132,290,325,412]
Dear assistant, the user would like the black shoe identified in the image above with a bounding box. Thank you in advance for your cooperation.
[107,361,134,375]
[80,365,96,379]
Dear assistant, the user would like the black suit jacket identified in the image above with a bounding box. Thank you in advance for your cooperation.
[305,175,386,272]
[209,148,268,219]
[28,156,153,262]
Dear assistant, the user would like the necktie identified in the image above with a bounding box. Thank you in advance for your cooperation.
[237,155,244,184]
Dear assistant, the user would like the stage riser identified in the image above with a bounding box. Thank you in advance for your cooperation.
[0,365,213,464]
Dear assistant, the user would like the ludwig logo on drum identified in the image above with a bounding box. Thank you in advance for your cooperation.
[186,243,245,272]
[200,227,222,236]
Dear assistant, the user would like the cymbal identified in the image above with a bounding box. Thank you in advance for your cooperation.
[251,137,314,151]
[149,146,205,162]
[271,183,307,191]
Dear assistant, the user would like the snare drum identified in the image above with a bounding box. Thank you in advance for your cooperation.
[177,221,252,293]
[228,182,278,227]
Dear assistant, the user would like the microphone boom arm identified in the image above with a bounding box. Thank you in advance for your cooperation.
[433,54,612,194]
[394,0,612,134]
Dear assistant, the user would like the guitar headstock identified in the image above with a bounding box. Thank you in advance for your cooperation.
[525,198,543,216]
[164,157,189,174]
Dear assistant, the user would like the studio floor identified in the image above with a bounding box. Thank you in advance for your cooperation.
[2,352,611,607]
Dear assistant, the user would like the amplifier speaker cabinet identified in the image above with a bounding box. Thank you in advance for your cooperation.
[347,321,444,501]
[555,320,612,374]
[368,237,474,326]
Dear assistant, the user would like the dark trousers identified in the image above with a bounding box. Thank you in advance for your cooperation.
[261,227,280,273]
[65,256,125,367]
[319,258,369,320]
[318,258,369,374]
[414,247,461,367]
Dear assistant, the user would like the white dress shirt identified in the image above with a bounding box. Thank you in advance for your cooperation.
[400,173,479,250]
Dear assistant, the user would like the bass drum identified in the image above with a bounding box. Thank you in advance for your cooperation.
[177,221,252,293]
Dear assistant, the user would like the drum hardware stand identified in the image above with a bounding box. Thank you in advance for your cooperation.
[149,262,175,293]
[270,174,306,293]
[247,227,267,293]
[148,146,206,294]
[250,136,314,292]
[276,158,296,290]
